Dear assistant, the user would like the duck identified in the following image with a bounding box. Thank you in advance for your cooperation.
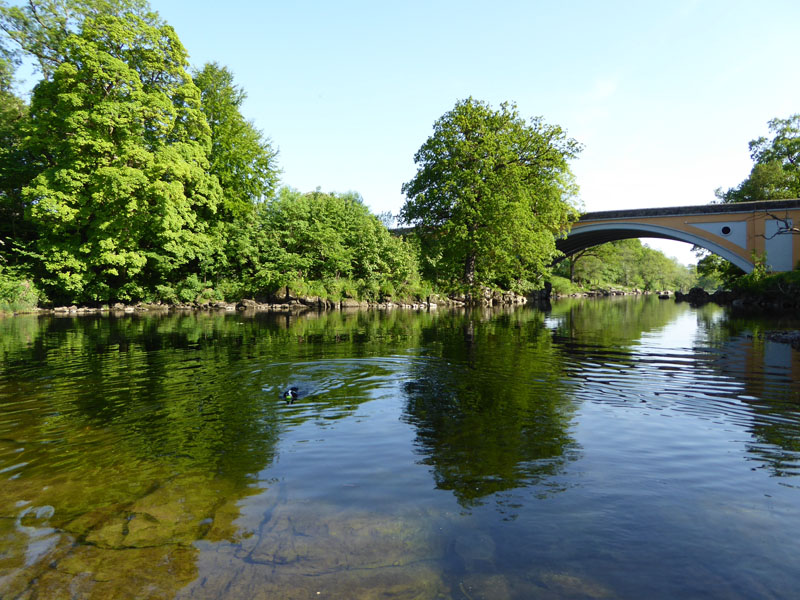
[283,387,299,404]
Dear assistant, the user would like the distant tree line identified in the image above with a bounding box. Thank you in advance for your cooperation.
[551,238,696,294]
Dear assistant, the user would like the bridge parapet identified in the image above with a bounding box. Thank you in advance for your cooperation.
[580,199,800,221]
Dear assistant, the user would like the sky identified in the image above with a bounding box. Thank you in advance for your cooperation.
[17,0,800,265]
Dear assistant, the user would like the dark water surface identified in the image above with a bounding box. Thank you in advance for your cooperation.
[1,298,799,599]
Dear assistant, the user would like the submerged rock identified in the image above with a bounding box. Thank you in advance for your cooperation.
[452,529,496,570]
[539,571,614,598]
[0,470,245,599]
[760,330,800,349]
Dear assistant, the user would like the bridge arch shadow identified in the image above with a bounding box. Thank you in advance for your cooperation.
[556,223,753,272]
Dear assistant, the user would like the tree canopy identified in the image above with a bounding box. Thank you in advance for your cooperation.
[401,98,581,293]
[193,62,279,220]
[0,0,160,79]
[0,0,283,305]
[227,188,422,302]
[19,9,221,303]
[716,114,800,203]
[0,53,28,247]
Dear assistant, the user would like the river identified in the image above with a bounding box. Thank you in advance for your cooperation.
[1,297,799,599]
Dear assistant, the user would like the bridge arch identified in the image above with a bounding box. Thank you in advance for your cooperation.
[557,222,754,273]
[557,200,800,274]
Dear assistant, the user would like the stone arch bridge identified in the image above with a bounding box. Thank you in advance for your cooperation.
[559,199,800,273]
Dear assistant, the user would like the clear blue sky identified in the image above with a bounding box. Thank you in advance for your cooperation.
[21,0,800,265]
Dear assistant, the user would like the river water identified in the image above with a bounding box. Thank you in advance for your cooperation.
[1,297,799,599]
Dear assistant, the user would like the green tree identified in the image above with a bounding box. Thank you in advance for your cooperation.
[190,62,280,294]
[0,51,33,256]
[695,251,744,289]
[716,114,800,203]
[13,8,221,303]
[401,98,581,294]
[193,62,279,221]
[0,22,16,86]
[558,247,600,283]
[228,188,422,302]
[0,0,158,78]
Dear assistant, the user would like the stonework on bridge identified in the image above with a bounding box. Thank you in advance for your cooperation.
[560,199,800,273]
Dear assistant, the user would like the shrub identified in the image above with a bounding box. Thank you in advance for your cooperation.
[0,269,41,313]
[549,275,579,296]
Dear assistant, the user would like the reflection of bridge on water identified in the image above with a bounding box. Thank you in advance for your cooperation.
[559,199,800,273]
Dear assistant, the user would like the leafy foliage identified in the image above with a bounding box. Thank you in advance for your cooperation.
[401,98,581,293]
[716,114,800,204]
[189,62,280,297]
[4,3,223,303]
[228,188,424,301]
[0,74,33,255]
[0,264,41,312]
[193,62,279,220]
[732,267,800,299]
[0,0,160,79]
[694,251,743,289]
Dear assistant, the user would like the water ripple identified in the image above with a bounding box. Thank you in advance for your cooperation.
[561,336,800,446]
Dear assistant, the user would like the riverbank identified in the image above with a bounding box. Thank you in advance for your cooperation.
[2,287,542,318]
[552,288,674,299]
[674,283,800,314]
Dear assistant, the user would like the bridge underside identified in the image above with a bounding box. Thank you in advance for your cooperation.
[556,222,755,273]
[557,228,677,256]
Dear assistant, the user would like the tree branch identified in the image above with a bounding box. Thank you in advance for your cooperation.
[761,210,799,239]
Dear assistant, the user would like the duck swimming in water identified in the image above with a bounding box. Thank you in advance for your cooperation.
[283,387,299,404]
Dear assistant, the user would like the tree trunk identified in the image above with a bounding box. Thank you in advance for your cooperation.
[463,221,477,287]
[464,251,476,286]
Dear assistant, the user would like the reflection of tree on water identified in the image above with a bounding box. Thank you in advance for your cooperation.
[0,310,436,484]
[551,298,800,481]
[697,310,800,478]
[402,308,580,507]
[548,295,688,350]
